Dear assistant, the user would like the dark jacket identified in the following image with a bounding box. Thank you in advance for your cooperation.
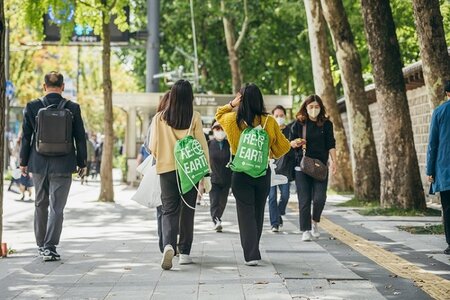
[20,93,87,174]
[274,124,296,181]
[427,99,450,194]
[290,119,336,165]
[208,139,232,186]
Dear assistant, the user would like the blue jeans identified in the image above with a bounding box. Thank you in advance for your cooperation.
[268,183,290,226]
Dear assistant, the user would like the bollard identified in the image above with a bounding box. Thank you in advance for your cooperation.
[1,243,7,258]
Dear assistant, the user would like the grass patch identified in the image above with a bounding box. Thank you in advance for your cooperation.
[359,207,441,216]
[327,188,354,196]
[398,224,444,235]
[337,198,441,216]
[336,197,378,208]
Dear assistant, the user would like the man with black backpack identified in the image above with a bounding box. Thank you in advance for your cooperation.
[19,71,87,262]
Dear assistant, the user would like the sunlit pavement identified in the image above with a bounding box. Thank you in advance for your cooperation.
[1,174,448,300]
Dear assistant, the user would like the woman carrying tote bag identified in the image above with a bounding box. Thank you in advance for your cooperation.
[149,80,211,270]
[290,95,337,242]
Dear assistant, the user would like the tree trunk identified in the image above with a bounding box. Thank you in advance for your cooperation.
[221,0,243,94]
[304,0,353,192]
[0,0,6,245]
[320,0,380,200]
[412,0,450,108]
[361,0,426,210]
[99,10,115,202]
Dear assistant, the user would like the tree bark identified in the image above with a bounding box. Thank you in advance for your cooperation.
[361,0,426,210]
[0,0,6,244]
[99,9,115,202]
[320,0,380,200]
[304,0,353,192]
[412,0,450,108]
[220,0,248,94]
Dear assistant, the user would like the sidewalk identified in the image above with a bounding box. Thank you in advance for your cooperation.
[0,179,448,299]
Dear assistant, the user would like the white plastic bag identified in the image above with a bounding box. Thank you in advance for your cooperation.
[131,155,162,208]
[136,154,152,175]
[270,159,288,187]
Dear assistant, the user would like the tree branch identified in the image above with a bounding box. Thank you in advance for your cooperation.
[78,0,97,9]
[107,0,118,11]
[233,0,249,51]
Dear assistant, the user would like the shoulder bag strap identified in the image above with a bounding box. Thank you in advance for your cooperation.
[302,122,307,154]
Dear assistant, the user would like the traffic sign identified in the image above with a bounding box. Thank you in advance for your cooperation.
[5,80,15,99]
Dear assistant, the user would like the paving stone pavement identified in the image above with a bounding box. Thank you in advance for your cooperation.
[1,179,443,300]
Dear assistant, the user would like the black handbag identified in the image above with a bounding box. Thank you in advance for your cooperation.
[299,124,328,181]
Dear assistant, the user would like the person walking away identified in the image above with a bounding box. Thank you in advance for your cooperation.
[149,80,211,270]
[144,91,170,253]
[216,83,290,266]
[19,71,87,261]
[81,133,96,185]
[94,136,103,179]
[269,105,296,232]
[427,80,450,255]
[208,120,232,232]
[290,95,336,242]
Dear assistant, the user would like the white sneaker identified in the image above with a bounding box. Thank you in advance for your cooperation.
[271,226,279,232]
[179,254,193,265]
[311,223,320,238]
[161,245,174,270]
[214,219,223,232]
[245,260,258,266]
[302,231,313,242]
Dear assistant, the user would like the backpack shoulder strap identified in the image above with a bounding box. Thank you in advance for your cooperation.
[40,97,50,107]
[57,99,69,110]
[186,113,195,136]
[263,115,270,129]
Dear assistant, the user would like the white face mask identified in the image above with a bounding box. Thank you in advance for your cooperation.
[213,130,226,141]
[307,107,321,119]
[276,117,285,126]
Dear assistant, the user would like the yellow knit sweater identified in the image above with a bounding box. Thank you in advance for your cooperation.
[215,104,291,159]
[149,111,210,174]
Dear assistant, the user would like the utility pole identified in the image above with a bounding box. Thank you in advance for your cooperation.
[146,0,160,92]
[190,0,199,91]
[4,20,9,172]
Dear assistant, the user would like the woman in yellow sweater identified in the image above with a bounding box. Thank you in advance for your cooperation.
[149,80,211,270]
[215,83,290,266]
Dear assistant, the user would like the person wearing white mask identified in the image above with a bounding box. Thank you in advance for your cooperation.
[208,121,232,232]
[290,95,336,242]
[268,105,296,232]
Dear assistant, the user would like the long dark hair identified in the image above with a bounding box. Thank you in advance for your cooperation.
[296,94,329,127]
[157,91,170,113]
[162,80,194,129]
[237,83,268,130]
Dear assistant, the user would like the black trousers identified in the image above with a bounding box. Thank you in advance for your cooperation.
[160,171,197,255]
[209,182,230,221]
[156,205,163,253]
[295,171,328,232]
[231,170,271,262]
[441,190,450,246]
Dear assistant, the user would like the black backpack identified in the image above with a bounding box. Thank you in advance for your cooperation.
[35,97,74,156]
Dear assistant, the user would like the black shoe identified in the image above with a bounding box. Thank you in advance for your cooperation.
[38,247,45,256]
[279,216,283,227]
[444,246,450,255]
[42,248,61,261]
